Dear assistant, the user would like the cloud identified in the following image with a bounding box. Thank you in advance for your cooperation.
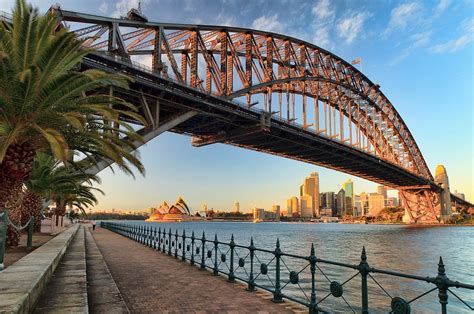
[312,25,332,49]
[383,2,422,38]
[389,31,431,65]
[310,0,336,49]
[430,18,473,53]
[434,0,451,17]
[215,12,236,26]
[111,0,149,18]
[99,2,108,14]
[312,0,334,20]
[251,14,284,33]
[337,12,371,44]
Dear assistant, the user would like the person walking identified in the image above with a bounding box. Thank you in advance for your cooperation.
[92,220,96,231]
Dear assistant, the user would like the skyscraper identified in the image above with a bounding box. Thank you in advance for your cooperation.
[286,196,299,217]
[300,195,313,218]
[233,202,240,213]
[342,179,354,215]
[336,189,346,217]
[377,185,387,205]
[272,205,281,221]
[303,172,320,217]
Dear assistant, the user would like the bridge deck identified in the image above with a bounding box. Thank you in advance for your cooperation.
[91,227,301,313]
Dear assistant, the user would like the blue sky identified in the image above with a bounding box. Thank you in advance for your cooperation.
[1,0,472,212]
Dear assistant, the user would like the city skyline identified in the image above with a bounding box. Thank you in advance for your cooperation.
[3,0,471,212]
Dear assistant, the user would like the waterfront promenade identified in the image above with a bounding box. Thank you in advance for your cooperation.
[92,227,300,313]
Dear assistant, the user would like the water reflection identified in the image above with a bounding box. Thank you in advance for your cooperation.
[124,221,474,313]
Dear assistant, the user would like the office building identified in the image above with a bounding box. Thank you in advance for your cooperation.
[233,202,240,213]
[342,179,354,215]
[336,189,346,217]
[287,196,299,217]
[272,205,281,221]
[368,193,385,216]
[300,195,313,218]
[303,172,320,216]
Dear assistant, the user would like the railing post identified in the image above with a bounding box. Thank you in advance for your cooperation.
[182,230,186,261]
[153,227,157,250]
[158,227,162,251]
[436,257,449,314]
[246,237,256,291]
[213,233,219,276]
[228,234,235,283]
[168,228,172,255]
[359,246,369,314]
[174,230,178,258]
[191,231,195,266]
[272,238,283,303]
[0,209,7,271]
[27,217,34,251]
[309,243,318,314]
[200,231,206,269]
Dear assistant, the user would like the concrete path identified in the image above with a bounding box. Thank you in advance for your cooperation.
[91,227,300,313]
[34,225,88,313]
[85,227,129,313]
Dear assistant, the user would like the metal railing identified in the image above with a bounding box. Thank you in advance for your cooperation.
[101,221,473,313]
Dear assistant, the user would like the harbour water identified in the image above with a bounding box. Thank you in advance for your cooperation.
[121,221,474,312]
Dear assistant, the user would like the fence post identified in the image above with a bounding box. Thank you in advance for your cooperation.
[182,230,186,261]
[168,228,172,256]
[153,227,157,250]
[27,217,34,251]
[272,238,283,303]
[247,237,256,291]
[309,243,318,314]
[191,231,195,266]
[213,233,219,276]
[436,257,449,314]
[200,231,206,269]
[228,234,235,283]
[359,246,369,314]
[158,227,162,251]
[174,230,178,258]
[0,209,7,271]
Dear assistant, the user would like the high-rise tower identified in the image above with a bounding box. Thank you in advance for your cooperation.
[342,179,354,215]
[303,172,320,216]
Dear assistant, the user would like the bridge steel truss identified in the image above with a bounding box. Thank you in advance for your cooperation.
[49,8,471,222]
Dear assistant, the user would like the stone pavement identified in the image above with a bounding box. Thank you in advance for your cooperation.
[91,227,302,313]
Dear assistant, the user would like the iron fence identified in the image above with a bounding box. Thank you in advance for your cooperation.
[101,221,473,313]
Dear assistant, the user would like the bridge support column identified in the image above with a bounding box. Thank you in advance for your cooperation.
[435,165,452,223]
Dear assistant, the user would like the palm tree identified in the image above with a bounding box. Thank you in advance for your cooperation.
[0,0,146,211]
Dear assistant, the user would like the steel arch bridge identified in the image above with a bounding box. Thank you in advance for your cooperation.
[5,6,471,222]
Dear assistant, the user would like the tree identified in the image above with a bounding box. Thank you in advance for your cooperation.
[0,1,146,215]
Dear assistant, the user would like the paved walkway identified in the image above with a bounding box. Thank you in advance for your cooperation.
[91,227,300,313]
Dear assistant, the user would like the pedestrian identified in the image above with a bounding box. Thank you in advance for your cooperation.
[92,220,96,231]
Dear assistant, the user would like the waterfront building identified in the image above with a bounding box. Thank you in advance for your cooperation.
[272,205,281,221]
[342,179,354,214]
[319,193,326,209]
[303,172,320,216]
[377,185,387,205]
[300,184,304,197]
[253,207,279,221]
[286,196,299,217]
[336,189,346,217]
[320,208,333,217]
[300,195,313,218]
[253,207,265,221]
[353,195,362,216]
[359,192,368,216]
[368,193,385,216]
[233,202,240,213]
[146,197,198,222]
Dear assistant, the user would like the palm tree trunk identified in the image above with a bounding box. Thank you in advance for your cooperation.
[0,143,36,247]
[21,191,43,232]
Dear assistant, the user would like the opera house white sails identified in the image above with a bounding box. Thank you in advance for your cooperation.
[146,197,200,222]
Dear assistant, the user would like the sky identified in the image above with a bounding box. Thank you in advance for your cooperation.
[1,0,473,212]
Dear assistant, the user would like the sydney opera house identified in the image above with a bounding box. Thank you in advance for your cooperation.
[146,197,200,222]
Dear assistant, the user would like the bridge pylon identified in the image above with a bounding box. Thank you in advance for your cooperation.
[400,164,453,224]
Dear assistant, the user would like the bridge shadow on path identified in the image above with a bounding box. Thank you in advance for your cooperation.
[91,227,301,313]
